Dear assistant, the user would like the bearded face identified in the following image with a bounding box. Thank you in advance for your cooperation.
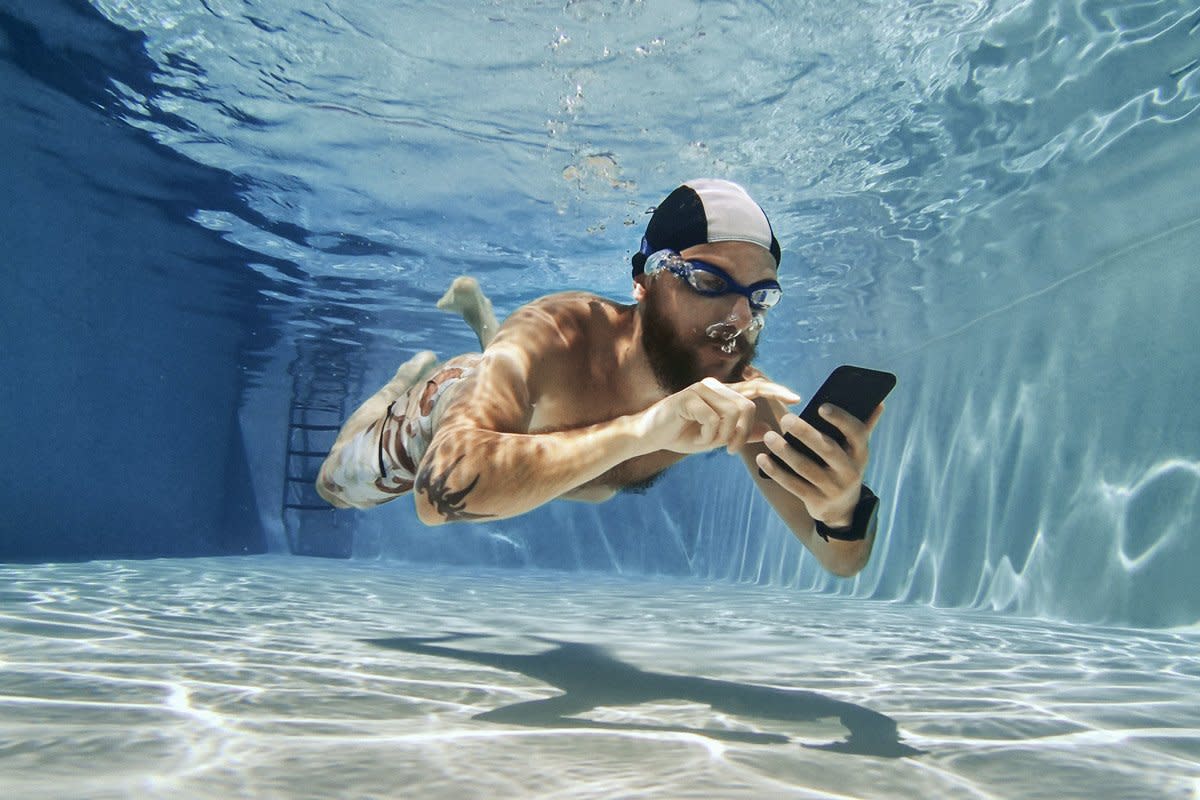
[640,279,758,393]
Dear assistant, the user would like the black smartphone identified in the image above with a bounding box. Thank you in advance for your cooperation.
[761,365,896,478]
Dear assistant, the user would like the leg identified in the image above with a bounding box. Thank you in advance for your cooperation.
[317,350,438,508]
[437,276,499,349]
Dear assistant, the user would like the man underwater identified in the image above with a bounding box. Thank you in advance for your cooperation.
[317,179,885,577]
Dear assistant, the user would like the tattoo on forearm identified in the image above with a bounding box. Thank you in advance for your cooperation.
[416,455,493,522]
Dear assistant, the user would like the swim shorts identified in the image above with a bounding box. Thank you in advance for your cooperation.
[321,353,481,508]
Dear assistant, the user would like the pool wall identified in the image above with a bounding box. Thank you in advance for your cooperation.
[0,4,267,560]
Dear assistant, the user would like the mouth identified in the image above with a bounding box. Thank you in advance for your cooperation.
[704,317,763,354]
[707,340,744,359]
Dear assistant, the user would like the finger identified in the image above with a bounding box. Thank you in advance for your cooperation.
[728,379,801,406]
[816,404,870,460]
[683,394,720,444]
[816,404,867,441]
[696,379,757,451]
[698,379,758,454]
[779,415,853,481]
[863,402,885,436]
[695,379,739,446]
[755,451,819,502]
[761,429,827,487]
[727,393,759,454]
[714,408,740,450]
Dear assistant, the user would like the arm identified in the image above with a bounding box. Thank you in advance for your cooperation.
[737,377,885,578]
[414,306,800,525]
[411,304,650,524]
[413,394,650,524]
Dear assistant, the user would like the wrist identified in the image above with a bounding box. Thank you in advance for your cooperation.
[629,407,667,454]
[819,510,854,530]
[814,485,879,543]
[817,486,861,529]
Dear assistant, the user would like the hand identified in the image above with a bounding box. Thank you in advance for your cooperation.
[641,377,801,455]
[756,403,884,528]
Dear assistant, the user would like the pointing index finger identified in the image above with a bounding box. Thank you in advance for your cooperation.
[729,379,801,406]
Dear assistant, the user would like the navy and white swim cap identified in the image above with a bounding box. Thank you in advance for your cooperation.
[632,178,781,277]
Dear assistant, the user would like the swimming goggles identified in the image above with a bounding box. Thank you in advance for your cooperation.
[643,249,783,311]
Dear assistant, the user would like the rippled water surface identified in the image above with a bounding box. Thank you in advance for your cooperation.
[1,557,1197,799]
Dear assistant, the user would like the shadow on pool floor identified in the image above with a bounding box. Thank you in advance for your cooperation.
[367,633,925,759]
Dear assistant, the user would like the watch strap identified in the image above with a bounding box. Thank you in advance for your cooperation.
[814,485,878,542]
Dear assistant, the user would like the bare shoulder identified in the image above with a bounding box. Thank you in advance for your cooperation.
[504,291,627,326]
[435,291,627,434]
[490,291,629,353]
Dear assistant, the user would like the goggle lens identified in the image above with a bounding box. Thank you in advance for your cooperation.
[750,287,783,309]
[645,249,782,311]
[686,269,729,295]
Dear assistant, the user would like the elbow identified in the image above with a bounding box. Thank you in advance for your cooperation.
[414,490,506,526]
[824,546,871,578]
[412,485,448,526]
[414,496,447,527]
[314,471,362,510]
[412,452,503,525]
[316,480,349,509]
[826,558,866,579]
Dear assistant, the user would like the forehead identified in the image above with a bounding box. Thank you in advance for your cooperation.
[678,240,778,282]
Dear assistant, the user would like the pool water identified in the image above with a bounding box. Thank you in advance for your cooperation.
[4,1,1200,796]
[3,557,1197,799]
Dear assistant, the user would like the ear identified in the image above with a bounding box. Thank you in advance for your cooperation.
[631,277,648,302]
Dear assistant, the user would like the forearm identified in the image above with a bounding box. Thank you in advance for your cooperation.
[413,414,652,524]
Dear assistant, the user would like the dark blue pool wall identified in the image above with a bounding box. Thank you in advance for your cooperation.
[0,2,267,559]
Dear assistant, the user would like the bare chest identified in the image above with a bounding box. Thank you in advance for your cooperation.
[529,365,678,492]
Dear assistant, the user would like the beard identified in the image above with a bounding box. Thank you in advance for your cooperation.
[641,286,758,393]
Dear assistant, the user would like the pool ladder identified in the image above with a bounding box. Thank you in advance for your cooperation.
[281,343,359,558]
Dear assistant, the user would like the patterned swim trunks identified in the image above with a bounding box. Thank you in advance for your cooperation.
[320,353,481,508]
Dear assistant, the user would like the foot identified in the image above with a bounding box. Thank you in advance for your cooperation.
[437,276,499,348]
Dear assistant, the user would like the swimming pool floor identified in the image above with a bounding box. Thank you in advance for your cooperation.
[1,556,1197,799]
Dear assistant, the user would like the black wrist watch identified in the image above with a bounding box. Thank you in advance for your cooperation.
[814,485,879,542]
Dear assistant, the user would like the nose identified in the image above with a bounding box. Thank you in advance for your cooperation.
[727,293,754,325]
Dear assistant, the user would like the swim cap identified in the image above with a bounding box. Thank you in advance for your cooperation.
[632,178,781,277]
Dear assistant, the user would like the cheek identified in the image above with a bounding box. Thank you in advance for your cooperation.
[653,286,697,328]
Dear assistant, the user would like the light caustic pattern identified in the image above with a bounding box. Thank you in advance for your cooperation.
[1,558,1198,799]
